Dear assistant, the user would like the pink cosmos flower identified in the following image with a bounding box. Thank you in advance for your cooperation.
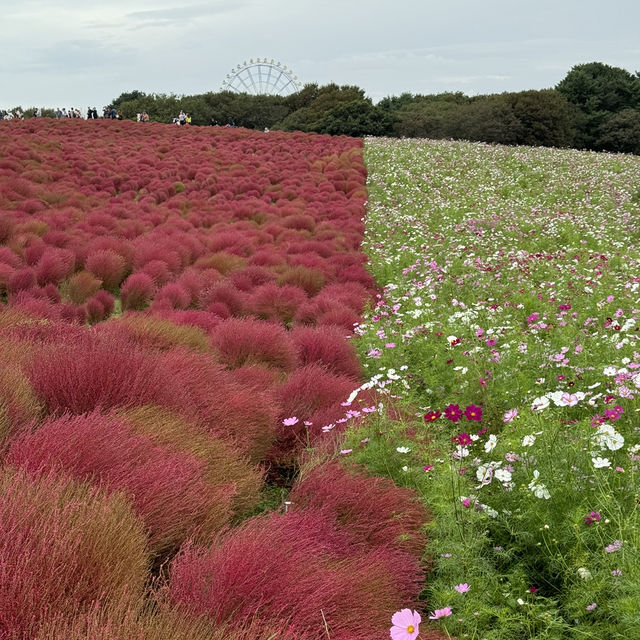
[282,417,299,426]
[454,583,470,593]
[503,408,518,422]
[605,540,622,553]
[390,608,421,640]
[586,602,597,611]
[428,607,452,620]
[486,338,497,347]
[423,464,434,472]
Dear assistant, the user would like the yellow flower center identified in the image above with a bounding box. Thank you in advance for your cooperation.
[407,625,415,633]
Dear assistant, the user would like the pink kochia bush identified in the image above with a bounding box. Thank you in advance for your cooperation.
[167,510,423,640]
[0,467,148,640]
[289,461,428,557]
[210,317,297,372]
[26,333,184,415]
[6,411,234,556]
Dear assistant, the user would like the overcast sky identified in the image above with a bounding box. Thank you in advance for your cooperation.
[2,0,639,110]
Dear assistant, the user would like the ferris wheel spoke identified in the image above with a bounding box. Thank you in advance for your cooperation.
[222,60,301,96]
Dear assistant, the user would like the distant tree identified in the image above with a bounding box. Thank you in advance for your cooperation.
[556,62,640,148]
[596,108,640,154]
[455,94,523,145]
[275,84,367,132]
[314,99,393,137]
[109,90,147,110]
[507,89,577,147]
[377,92,417,114]
[392,100,464,139]
[556,62,640,114]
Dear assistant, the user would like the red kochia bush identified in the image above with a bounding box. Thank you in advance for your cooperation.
[167,510,423,639]
[0,467,148,640]
[26,333,185,415]
[85,249,127,290]
[7,267,36,295]
[35,605,305,640]
[66,270,102,303]
[289,461,428,556]
[160,350,278,462]
[35,248,75,286]
[6,411,234,556]
[291,325,362,380]
[152,282,191,310]
[120,272,155,310]
[272,364,357,462]
[246,283,307,324]
[199,282,245,316]
[210,317,297,371]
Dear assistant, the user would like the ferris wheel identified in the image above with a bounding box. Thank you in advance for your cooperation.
[221,59,302,96]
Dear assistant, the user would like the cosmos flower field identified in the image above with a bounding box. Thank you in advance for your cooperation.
[1,118,639,640]
[348,138,640,639]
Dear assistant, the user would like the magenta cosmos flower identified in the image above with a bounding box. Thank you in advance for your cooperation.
[464,404,483,421]
[444,404,463,422]
[390,608,421,640]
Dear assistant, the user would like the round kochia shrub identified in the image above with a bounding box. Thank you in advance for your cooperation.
[118,405,262,517]
[120,272,155,310]
[0,359,43,444]
[167,510,423,640]
[289,461,428,556]
[273,363,356,459]
[291,325,362,380]
[160,350,279,462]
[66,270,102,304]
[26,332,186,415]
[35,606,304,640]
[246,282,307,324]
[0,467,149,640]
[210,317,297,371]
[85,249,127,290]
[6,411,235,556]
[100,314,211,353]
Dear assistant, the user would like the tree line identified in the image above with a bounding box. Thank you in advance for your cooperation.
[8,62,640,154]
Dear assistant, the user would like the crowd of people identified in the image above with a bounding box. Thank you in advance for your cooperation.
[0,107,236,127]
[0,106,126,121]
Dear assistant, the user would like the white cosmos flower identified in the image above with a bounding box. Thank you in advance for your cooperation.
[603,366,618,376]
[605,431,625,451]
[453,446,470,459]
[528,470,550,499]
[531,396,550,411]
[592,456,611,469]
[577,567,593,580]
[484,434,498,453]
[495,468,512,483]
[522,434,536,447]
[476,464,494,486]
[396,446,411,454]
